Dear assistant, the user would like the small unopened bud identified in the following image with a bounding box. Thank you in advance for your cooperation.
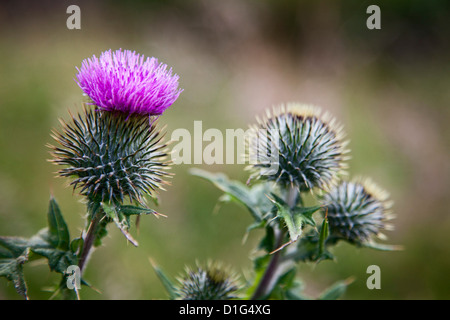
[175,262,240,300]
[320,178,395,245]
[246,103,349,191]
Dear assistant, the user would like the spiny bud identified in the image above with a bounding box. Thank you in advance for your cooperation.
[49,106,171,205]
[320,178,395,245]
[246,103,349,191]
[175,262,240,300]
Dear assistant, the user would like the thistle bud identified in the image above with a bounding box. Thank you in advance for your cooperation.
[246,103,349,191]
[175,262,240,300]
[320,178,395,245]
[49,107,171,205]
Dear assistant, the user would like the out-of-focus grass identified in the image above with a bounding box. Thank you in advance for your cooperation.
[0,0,449,299]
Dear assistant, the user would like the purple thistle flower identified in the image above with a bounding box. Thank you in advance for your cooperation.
[75,49,182,116]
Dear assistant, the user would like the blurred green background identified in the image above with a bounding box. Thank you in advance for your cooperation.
[0,0,449,300]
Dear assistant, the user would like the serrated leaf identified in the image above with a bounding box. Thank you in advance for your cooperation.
[271,199,302,243]
[284,235,319,262]
[70,237,84,254]
[269,194,321,247]
[101,202,138,247]
[28,196,77,275]
[0,256,29,299]
[47,196,70,251]
[269,267,298,300]
[93,218,109,248]
[293,206,321,227]
[0,237,30,299]
[276,267,297,289]
[0,237,29,258]
[319,278,354,300]
[0,196,79,298]
[33,248,77,274]
[282,232,335,263]
[118,205,158,216]
[150,259,178,300]
[362,242,404,251]
[101,201,117,220]
[27,229,54,251]
[242,220,266,244]
[30,229,77,274]
[190,168,273,222]
[257,225,275,253]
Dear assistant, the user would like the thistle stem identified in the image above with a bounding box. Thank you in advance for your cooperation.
[251,186,298,299]
[251,226,285,299]
[78,212,102,273]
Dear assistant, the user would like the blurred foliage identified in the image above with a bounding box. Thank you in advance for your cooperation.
[0,0,449,299]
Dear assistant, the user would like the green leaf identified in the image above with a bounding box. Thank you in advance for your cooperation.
[362,242,404,251]
[101,202,138,247]
[0,236,29,258]
[319,278,354,300]
[256,266,307,300]
[50,276,80,300]
[47,196,70,251]
[70,237,84,254]
[257,225,275,253]
[29,197,77,274]
[269,267,300,300]
[242,220,266,244]
[30,228,77,274]
[0,196,79,299]
[150,259,178,300]
[190,168,273,222]
[318,217,329,256]
[282,231,335,263]
[272,199,301,243]
[118,205,158,216]
[293,205,321,227]
[0,237,30,299]
[93,218,109,247]
[285,290,310,300]
[269,194,320,245]
[33,248,77,274]
[284,235,319,262]
[275,267,296,288]
[244,255,270,299]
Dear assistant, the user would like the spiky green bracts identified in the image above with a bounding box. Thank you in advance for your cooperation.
[175,262,241,300]
[44,49,181,279]
[49,107,171,206]
[320,178,395,245]
[246,104,349,191]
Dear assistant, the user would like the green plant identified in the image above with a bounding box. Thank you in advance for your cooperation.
[153,103,401,300]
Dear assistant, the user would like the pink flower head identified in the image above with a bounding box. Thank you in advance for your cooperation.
[76,49,182,116]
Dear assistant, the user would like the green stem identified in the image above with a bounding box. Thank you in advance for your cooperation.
[78,211,102,274]
[251,186,298,299]
[251,226,285,299]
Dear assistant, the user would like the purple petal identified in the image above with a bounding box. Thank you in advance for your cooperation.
[75,49,182,116]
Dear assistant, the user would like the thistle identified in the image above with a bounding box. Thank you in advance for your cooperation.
[246,103,349,191]
[175,262,241,300]
[75,49,182,117]
[0,48,185,300]
[320,178,395,245]
[49,107,171,206]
